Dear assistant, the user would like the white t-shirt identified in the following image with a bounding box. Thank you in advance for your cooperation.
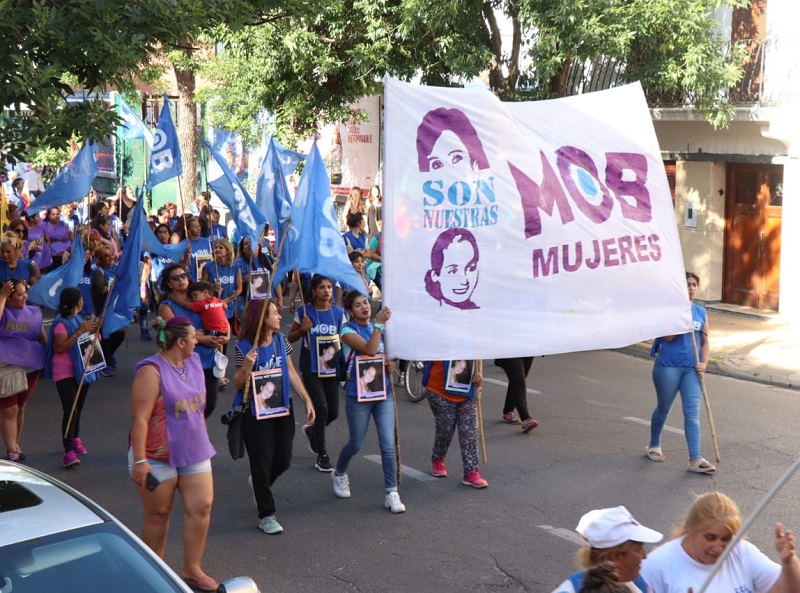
[640,536,780,593]
[552,578,645,593]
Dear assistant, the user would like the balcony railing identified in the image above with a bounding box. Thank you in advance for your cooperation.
[562,37,800,108]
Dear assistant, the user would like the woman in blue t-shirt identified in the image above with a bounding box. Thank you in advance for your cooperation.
[331,291,405,513]
[287,275,347,472]
[646,271,713,473]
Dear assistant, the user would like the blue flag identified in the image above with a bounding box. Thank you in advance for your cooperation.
[102,198,144,337]
[205,141,267,249]
[147,96,182,190]
[141,222,187,263]
[274,141,366,295]
[27,234,86,310]
[28,142,98,215]
[118,96,154,146]
[256,138,295,247]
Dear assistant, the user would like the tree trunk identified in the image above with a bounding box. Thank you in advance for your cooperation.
[173,50,197,215]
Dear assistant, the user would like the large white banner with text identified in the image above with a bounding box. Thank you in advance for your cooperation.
[383,79,692,360]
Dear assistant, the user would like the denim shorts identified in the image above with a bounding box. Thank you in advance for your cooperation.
[127,447,212,481]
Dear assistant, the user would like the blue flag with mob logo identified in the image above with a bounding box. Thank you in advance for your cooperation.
[147,96,182,190]
[28,142,98,215]
[204,141,267,250]
[274,141,366,295]
[27,234,85,310]
[101,198,145,337]
[256,138,298,248]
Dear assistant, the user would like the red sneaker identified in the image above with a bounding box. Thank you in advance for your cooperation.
[431,459,448,478]
[521,418,540,433]
[502,412,521,425]
[462,470,488,489]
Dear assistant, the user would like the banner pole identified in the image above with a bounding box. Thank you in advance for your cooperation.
[64,277,116,440]
[476,360,487,464]
[691,328,720,462]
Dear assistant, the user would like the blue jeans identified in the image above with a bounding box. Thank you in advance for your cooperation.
[335,395,398,491]
[650,360,702,459]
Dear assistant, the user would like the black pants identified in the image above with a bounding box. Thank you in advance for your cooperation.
[495,357,533,419]
[56,378,91,452]
[101,330,125,367]
[300,355,340,456]
[203,368,219,418]
[243,408,295,518]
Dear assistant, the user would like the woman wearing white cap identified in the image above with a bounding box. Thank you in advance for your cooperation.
[552,506,663,593]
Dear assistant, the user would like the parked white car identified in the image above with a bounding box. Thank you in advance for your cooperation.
[0,460,259,593]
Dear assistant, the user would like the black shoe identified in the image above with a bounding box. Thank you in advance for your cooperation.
[303,424,317,454]
[315,453,333,473]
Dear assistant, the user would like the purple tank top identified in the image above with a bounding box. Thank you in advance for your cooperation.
[134,352,215,468]
[0,306,45,370]
[46,221,71,254]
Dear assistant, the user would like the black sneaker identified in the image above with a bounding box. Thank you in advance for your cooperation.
[303,424,317,454]
[315,453,333,473]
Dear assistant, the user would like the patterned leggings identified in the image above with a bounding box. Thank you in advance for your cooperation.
[427,390,479,476]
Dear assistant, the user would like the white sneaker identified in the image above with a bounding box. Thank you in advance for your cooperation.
[384,491,406,513]
[332,472,351,498]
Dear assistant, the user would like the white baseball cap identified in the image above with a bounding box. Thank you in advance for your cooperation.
[576,506,663,549]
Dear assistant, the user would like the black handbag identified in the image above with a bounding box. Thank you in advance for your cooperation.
[221,403,246,460]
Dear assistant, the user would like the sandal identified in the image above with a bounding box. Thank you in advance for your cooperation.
[688,458,716,474]
[645,446,666,462]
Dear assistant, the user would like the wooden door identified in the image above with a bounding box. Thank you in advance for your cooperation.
[723,164,783,310]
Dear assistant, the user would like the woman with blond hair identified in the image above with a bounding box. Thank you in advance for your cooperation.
[0,231,41,286]
[201,237,240,388]
[641,491,800,593]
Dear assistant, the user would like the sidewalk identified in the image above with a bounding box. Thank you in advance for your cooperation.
[615,305,800,390]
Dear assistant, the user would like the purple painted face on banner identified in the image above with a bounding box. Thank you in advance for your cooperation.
[424,228,480,310]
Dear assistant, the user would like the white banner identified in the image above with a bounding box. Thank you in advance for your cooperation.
[383,79,692,360]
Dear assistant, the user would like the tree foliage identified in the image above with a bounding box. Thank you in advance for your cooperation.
[0,0,271,163]
[202,0,748,141]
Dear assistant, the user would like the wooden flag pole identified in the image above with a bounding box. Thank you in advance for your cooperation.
[691,329,721,463]
[476,360,488,463]
[64,278,116,439]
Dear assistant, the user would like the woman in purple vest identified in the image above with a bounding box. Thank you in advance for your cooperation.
[0,279,46,461]
[128,316,218,593]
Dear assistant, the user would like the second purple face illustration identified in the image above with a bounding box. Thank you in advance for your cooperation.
[424,228,480,310]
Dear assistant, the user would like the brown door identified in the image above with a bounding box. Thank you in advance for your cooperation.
[723,164,783,310]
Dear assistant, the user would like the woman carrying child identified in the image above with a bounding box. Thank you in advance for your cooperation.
[158,264,228,418]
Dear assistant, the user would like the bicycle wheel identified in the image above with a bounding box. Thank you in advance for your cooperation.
[404,360,426,402]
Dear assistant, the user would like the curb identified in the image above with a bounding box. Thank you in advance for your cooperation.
[612,344,800,391]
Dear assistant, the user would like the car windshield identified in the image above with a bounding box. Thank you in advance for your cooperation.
[0,522,185,593]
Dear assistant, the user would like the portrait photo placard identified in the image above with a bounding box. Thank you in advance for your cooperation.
[316,335,340,378]
[445,359,474,395]
[355,355,386,402]
[195,253,214,281]
[251,368,289,419]
[250,270,270,300]
[78,332,106,374]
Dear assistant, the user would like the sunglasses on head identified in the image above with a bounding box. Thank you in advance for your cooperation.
[170,272,188,281]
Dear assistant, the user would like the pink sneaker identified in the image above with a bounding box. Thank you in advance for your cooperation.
[72,437,88,456]
[431,459,448,478]
[462,470,488,489]
[521,418,539,433]
[502,412,521,425]
[63,450,81,468]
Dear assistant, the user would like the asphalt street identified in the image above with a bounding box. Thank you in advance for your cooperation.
[17,317,800,592]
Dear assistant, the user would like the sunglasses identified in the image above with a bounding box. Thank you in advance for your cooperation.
[170,273,188,281]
